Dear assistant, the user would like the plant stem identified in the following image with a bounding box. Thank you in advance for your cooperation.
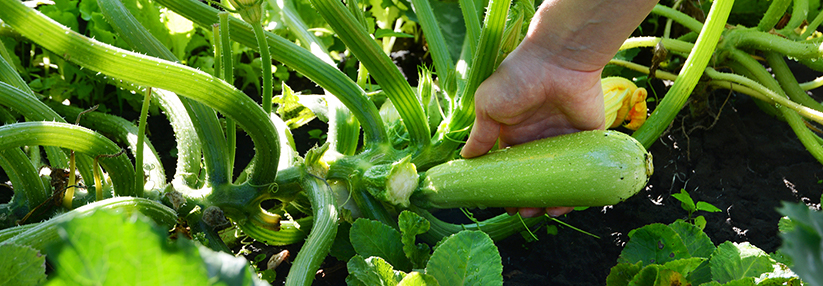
[0,0,279,186]
[730,49,823,163]
[219,12,237,180]
[285,174,337,286]
[2,197,177,250]
[756,0,792,32]
[446,0,510,141]
[650,4,704,34]
[0,122,136,197]
[135,87,152,196]
[156,0,389,147]
[410,0,455,90]
[309,0,431,150]
[633,0,733,148]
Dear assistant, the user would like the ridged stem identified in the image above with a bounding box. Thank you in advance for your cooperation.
[154,0,388,147]
[0,122,135,196]
[285,174,337,286]
[445,0,510,140]
[0,0,279,186]
[756,0,792,32]
[1,197,176,250]
[632,0,733,148]
[309,0,431,150]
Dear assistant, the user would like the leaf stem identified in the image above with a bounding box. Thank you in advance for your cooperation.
[632,0,733,148]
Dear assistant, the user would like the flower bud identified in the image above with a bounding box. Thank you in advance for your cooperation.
[227,0,262,24]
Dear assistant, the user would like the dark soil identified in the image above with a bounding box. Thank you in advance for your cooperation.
[498,88,823,285]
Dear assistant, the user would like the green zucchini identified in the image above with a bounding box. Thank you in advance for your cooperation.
[412,130,653,209]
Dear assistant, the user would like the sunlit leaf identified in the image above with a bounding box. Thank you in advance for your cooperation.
[425,230,502,286]
[710,241,775,283]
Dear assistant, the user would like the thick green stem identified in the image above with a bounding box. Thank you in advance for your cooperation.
[632,0,733,148]
[308,0,431,150]
[777,0,808,36]
[1,197,176,250]
[411,0,455,85]
[155,0,388,147]
[650,4,704,34]
[445,0,510,141]
[0,122,136,196]
[285,175,337,286]
[46,102,166,192]
[756,0,792,32]
[0,0,279,186]
[459,0,482,57]
[97,0,203,187]
[218,12,237,181]
[730,50,823,163]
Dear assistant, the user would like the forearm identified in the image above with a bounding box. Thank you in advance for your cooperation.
[520,0,658,72]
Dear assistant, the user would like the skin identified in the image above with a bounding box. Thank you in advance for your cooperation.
[460,0,659,217]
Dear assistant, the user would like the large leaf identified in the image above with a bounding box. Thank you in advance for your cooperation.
[668,221,715,258]
[347,255,406,286]
[710,241,775,284]
[778,202,823,286]
[0,244,46,286]
[399,210,431,268]
[350,218,412,271]
[618,223,691,266]
[44,210,264,285]
[425,230,502,286]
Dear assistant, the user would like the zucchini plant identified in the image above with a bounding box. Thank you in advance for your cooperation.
[6,0,820,284]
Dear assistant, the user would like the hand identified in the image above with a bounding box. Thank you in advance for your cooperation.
[459,42,606,218]
[458,0,657,218]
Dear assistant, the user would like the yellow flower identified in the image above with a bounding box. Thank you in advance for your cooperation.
[602,77,648,130]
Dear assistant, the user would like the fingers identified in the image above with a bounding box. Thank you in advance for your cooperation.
[460,114,501,158]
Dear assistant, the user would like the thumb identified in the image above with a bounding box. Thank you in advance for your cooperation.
[460,114,501,158]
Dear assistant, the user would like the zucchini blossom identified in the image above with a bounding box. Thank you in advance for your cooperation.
[602,77,648,130]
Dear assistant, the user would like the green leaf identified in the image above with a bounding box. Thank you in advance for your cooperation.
[331,221,357,262]
[778,202,823,285]
[350,218,412,271]
[627,264,688,286]
[44,210,262,285]
[668,220,715,258]
[347,255,406,286]
[618,223,691,266]
[661,257,705,278]
[606,262,642,286]
[274,84,318,129]
[398,211,431,268]
[710,241,775,283]
[671,189,696,212]
[397,271,440,286]
[695,201,721,213]
[0,244,46,286]
[425,230,502,286]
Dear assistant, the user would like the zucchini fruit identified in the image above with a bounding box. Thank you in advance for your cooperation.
[412,130,653,209]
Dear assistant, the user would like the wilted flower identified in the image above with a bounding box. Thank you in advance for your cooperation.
[602,77,648,130]
[227,0,262,24]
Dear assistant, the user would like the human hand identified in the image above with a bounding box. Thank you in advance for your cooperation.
[459,43,606,218]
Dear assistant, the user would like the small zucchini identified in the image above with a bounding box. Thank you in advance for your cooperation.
[412,130,653,209]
